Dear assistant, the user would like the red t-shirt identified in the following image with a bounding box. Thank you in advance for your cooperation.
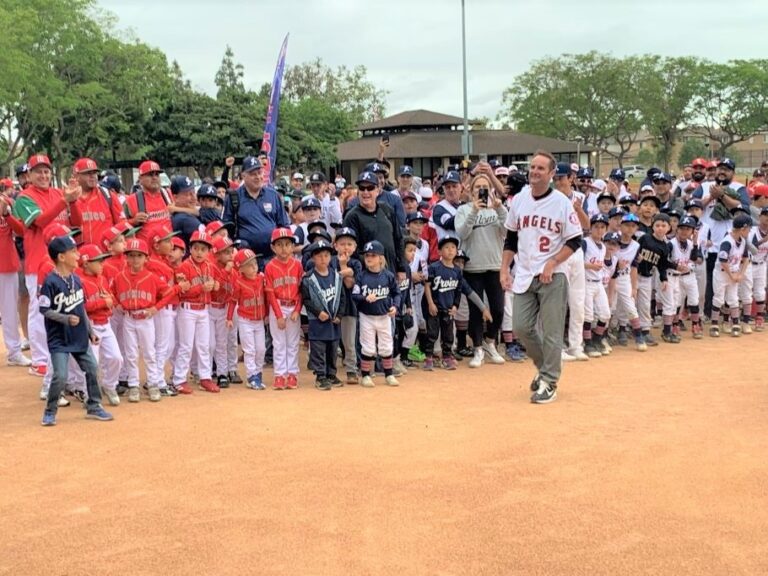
[112,266,174,312]
[264,257,303,318]
[176,257,214,305]
[0,201,22,273]
[228,273,266,321]
[77,270,113,324]
[211,261,235,306]
[123,189,172,244]
[74,187,124,246]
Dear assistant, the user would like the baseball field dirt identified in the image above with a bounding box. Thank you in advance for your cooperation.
[1,332,766,576]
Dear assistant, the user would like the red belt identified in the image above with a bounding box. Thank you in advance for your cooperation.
[91,319,110,325]
[180,302,207,311]
[168,304,178,311]
[126,310,150,320]
[210,302,227,309]
[278,299,297,307]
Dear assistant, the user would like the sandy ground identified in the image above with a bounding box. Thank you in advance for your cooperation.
[1,331,767,576]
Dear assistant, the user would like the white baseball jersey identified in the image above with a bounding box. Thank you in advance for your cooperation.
[718,235,747,273]
[615,238,640,277]
[748,226,768,264]
[505,188,582,293]
[668,237,697,271]
[583,237,607,282]
[603,253,618,286]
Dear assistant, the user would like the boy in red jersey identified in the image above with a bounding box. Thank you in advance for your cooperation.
[264,228,303,390]
[228,249,267,390]
[77,244,122,406]
[210,236,236,388]
[173,231,218,394]
[112,238,178,402]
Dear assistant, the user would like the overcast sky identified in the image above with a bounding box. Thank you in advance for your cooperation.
[101,0,767,121]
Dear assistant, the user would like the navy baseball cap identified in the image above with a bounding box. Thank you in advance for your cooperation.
[590,213,610,226]
[652,172,673,183]
[365,162,388,175]
[647,167,662,178]
[666,209,683,220]
[554,162,572,178]
[363,240,385,255]
[455,249,470,262]
[300,197,322,210]
[48,235,78,261]
[678,216,697,228]
[398,165,414,177]
[170,175,195,195]
[309,171,326,184]
[334,227,357,241]
[685,199,703,210]
[15,163,29,176]
[597,192,616,204]
[242,156,262,173]
[100,174,122,191]
[438,234,460,249]
[603,232,621,243]
[356,171,379,187]
[307,240,335,256]
[621,213,640,224]
[308,229,332,244]
[640,194,662,207]
[718,158,736,171]
[609,168,625,181]
[406,211,428,224]
[608,206,625,218]
[196,183,218,199]
[733,214,752,229]
[443,170,461,184]
[619,196,638,206]
[576,167,593,179]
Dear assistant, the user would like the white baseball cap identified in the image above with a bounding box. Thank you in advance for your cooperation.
[292,172,304,180]
[418,186,433,199]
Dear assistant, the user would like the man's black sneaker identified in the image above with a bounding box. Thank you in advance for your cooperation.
[530,380,557,404]
[314,378,332,391]
[457,347,474,357]
[217,375,230,389]
[328,375,343,387]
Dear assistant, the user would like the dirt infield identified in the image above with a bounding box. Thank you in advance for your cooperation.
[1,333,767,576]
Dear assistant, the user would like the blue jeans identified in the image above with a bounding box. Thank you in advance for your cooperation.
[46,349,103,413]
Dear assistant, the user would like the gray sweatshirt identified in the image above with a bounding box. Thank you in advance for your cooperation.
[454,203,508,272]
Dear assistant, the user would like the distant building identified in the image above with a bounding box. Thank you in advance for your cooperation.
[336,109,589,179]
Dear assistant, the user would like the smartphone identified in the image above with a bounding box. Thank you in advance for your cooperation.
[478,187,489,203]
[382,134,390,145]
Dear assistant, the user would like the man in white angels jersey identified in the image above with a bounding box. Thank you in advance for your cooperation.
[500,151,583,404]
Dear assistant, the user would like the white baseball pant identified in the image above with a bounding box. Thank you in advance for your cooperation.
[111,308,129,382]
[613,274,639,322]
[208,306,228,377]
[502,289,514,332]
[636,275,654,329]
[0,272,22,357]
[752,261,767,300]
[173,306,212,384]
[227,316,238,373]
[153,307,175,378]
[123,314,164,388]
[565,249,586,352]
[676,272,700,309]
[584,280,610,323]
[695,263,707,311]
[25,273,49,367]
[90,321,123,391]
[712,270,739,309]
[359,312,393,357]
[238,317,266,378]
[659,275,678,317]
[737,264,754,308]
[269,304,301,377]
[403,285,424,349]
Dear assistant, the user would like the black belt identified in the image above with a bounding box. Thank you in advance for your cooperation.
[669,271,691,277]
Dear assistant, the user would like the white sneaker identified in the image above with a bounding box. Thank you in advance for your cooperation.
[468,348,485,368]
[561,350,577,362]
[102,387,120,406]
[385,375,400,386]
[481,341,505,364]
[569,348,590,361]
[392,359,407,376]
[360,375,375,388]
[147,386,161,402]
[128,387,141,402]
[8,353,32,367]
[57,394,70,407]
[21,338,30,351]
[39,384,48,401]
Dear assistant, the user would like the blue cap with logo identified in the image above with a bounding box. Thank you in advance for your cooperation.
[363,240,385,255]
[334,227,357,241]
[438,234,460,249]
[242,156,262,173]
[608,206,625,218]
[609,168,625,181]
[576,167,593,179]
[678,215,697,228]
[196,183,218,199]
[718,158,736,171]
[365,162,388,175]
[307,239,335,256]
[356,171,379,187]
[100,174,122,191]
[309,171,326,184]
[685,199,703,210]
[170,175,195,195]
[603,232,621,244]
[621,213,639,224]
[443,170,461,184]
[406,211,428,224]
[398,165,414,177]
[554,162,572,178]
[300,197,322,210]
[48,235,78,261]
[590,213,610,226]
[652,172,673,183]
[455,249,470,262]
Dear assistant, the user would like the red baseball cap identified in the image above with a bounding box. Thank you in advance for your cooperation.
[101,222,138,248]
[138,160,163,176]
[171,237,186,251]
[270,227,294,244]
[73,158,99,174]
[0,178,13,189]
[43,223,77,244]
[234,249,257,270]
[124,238,149,256]
[27,154,52,170]
[78,244,112,266]
[691,158,708,168]
[212,236,234,253]
[189,231,213,247]
[752,183,768,198]
[151,224,180,244]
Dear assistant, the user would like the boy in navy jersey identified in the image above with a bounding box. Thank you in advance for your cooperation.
[352,240,401,387]
[39,236,113,426]
[423,235,492,370]
[301,240,346,390]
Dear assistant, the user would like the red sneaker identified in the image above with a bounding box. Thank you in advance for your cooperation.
[28,365,47,377]
[273,376,286,390]
[176,382,194,395]
[198,379,220,393]
[286,374,298,389]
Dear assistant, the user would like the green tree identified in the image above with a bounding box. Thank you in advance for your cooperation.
[677,138,710,167]
[283,58,387,126]
[214,46,247,103]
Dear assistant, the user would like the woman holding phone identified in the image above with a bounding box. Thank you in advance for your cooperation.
[454,169,508,368]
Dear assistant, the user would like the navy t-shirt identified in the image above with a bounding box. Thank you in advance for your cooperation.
[425,261,471,311]
[172,212,203,248]
[199,207,222,225]
[305,269,341,341]
[353,269,401,315]
[39,271,90,353]
[223,185,289,256]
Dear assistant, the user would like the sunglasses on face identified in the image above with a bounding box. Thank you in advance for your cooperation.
[359,185,376,192]
[578,178,592,183]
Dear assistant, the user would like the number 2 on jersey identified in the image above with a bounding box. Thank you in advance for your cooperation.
[539,236,551,253]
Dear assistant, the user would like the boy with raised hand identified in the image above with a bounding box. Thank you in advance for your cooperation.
[40,235,113,426]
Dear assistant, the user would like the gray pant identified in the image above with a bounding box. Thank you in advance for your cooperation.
[512,273,569,386]
[340,316,358,374]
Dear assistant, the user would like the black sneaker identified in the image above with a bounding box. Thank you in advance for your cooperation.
[160,386,178,397]
[116,381,129,396]
[228,371,243,384]
[457,347,474,358]
[661,332,676,344]
[217,375,230,389]
[314,377,332,391]
[530,374,541,392]
[644,332,658,346]
[530,380,557,404]
[328,375,343,387]
[616,330,629,346]
[401,358,415,368]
